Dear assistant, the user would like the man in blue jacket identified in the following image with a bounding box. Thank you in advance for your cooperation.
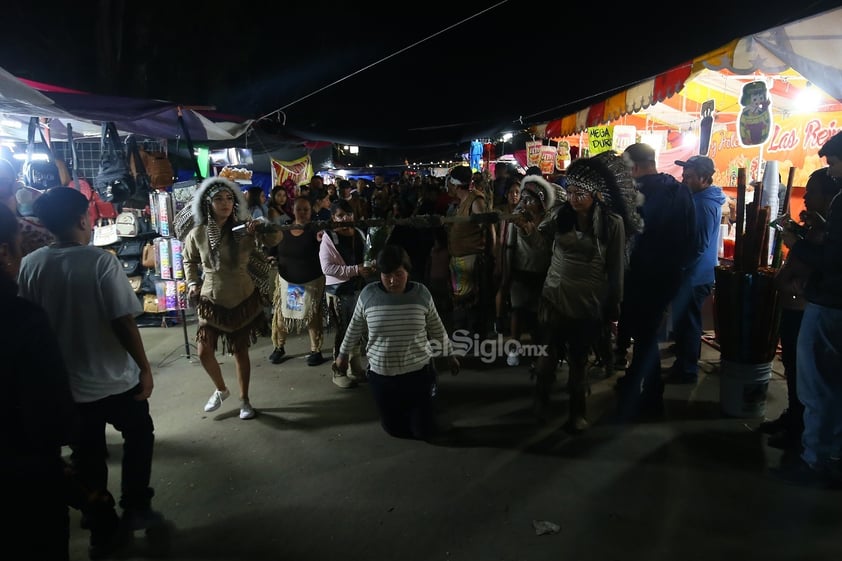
[666,156,725,384]
[774,131,842,487]
[615,143,697,420]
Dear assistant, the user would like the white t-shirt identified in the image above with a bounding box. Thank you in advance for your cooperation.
[18,245,143,403]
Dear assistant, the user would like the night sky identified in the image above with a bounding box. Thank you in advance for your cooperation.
[2,0,840,150]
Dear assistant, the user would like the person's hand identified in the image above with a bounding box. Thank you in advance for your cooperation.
[188,284,200,306]
[136,368,154,400]
[781,229,799,249]
[334,354,349,373]
[358,265,375,277]
[448,355,460,376]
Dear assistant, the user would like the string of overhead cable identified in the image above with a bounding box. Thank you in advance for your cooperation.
[253,0,510,124]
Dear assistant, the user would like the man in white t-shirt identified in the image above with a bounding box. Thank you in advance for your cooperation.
[18,187,165,558]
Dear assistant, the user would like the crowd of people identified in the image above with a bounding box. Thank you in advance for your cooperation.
[4,131,842,557]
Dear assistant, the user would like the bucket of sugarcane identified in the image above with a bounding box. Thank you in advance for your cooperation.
[713,265,781,417]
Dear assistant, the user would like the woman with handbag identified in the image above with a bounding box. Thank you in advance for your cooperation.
[182,177,281,420]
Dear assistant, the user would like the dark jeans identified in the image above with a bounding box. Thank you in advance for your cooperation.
[327,289,360,359]
[780,308,805,424]
[72,383,155,513]
[670,282,713,377]
[367,366,436,440]
[616,271,681,417]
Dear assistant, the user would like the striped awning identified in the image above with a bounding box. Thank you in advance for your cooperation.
[536,5,842,139]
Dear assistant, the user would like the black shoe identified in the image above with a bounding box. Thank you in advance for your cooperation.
[269,346,285,364]
[307,351,325,366]
[758,409,792,435]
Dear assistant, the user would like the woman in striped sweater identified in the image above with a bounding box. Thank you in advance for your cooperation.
[335,244,460,440]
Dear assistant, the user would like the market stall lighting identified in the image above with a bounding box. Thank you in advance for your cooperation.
[13,152,49,161]
[796,82,822,112]
[500,132,513,142]
[683,130,697,148]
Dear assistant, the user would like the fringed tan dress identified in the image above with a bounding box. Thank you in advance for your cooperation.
[183,224,281,353]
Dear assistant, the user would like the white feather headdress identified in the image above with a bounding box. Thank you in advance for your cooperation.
[191,176,250,226]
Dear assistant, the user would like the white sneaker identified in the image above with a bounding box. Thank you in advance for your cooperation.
[239,400,256,420]
[203,389,230,412]
[507,350,520,367]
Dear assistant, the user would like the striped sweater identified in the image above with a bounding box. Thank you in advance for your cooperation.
[340,281,453,375]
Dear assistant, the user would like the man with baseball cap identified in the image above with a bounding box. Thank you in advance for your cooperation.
[666,155,725,385]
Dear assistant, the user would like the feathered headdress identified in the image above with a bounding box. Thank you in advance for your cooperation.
[191,176,250,226]
[190,176,251,270]
[592,151,645,236]
[566,153,644,237]
[519,174,566,210]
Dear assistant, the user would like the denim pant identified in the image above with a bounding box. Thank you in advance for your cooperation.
[367,366,435,440]
[796,302,842,468]
[616,270,682,417]
[671,282,713,377]
[72,383,155,512]
[326,290,361,360]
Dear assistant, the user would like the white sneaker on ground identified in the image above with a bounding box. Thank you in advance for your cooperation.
[239,400,256,420]
[203,389,230,412]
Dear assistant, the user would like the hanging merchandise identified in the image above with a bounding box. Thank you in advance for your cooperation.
[525,140,542,167]
[94,122,135,204]
[556,140,571,171]
[22,117,61,191]
[539,145,556,175]
[470,140,483,172]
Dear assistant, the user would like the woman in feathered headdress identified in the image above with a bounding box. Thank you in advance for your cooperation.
[532,155,628,433]
[183,177,281,420]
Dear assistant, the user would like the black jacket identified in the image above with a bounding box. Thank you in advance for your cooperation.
[790,190,842,309]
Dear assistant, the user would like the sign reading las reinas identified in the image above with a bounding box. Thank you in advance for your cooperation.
[425,331,549,364]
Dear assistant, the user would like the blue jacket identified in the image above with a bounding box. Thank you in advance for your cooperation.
[628,172,697,277]
[687,185,725,286]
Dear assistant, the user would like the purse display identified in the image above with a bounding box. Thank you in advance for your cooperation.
[92,218,119,247]
[93,122,135,204]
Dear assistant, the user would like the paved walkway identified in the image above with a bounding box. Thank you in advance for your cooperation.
[65,319,842,561]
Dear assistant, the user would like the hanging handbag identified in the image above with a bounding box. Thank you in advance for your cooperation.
[126,135,153,205]
[94,122,135,204]
[22,117,62,191]
[141,242,156,269]
[92,218,120,247]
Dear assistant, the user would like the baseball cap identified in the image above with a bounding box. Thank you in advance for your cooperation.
[675,155,715,176]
